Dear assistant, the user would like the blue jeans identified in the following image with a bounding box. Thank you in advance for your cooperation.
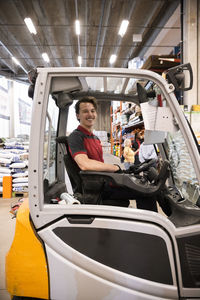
[124,162,134,170]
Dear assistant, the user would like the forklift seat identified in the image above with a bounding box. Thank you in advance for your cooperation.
[56,136,108,204]
[56,136,83,194]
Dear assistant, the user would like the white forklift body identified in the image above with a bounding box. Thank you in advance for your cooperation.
[24,66,200,299]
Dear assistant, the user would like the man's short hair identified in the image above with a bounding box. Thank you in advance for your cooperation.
[75,96,97,115]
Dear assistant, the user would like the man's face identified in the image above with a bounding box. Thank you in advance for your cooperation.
[77,102,97,131]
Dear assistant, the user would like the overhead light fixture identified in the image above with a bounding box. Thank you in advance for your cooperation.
[24,17,37,35]
[78,55,82,66]
[42,53,50,63]
[133,34,142,42]
[118,20,129,37]
[109,54,117,64]
[12,56,20,65]
[75,20,80,35]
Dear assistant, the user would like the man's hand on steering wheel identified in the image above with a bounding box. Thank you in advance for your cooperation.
[126,159,157,174]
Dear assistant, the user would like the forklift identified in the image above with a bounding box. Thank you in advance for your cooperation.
[6,65,200,299]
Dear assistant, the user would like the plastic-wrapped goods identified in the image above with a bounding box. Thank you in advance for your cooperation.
[12,186,28,192]
[12,177,28,183]
[9,162,27,169]
[12,181,29,192]
[0,167,11,174]
[0,157,12,164]
[0,137,29,195]
[0,152,14,159]
[121,114,129,125]
[12,171,28,178]
[12,182,28,187]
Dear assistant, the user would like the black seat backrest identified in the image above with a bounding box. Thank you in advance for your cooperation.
[56,136,122,206]
[56,136,82,193]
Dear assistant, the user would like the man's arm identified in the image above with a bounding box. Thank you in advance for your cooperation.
[74,153,119,172]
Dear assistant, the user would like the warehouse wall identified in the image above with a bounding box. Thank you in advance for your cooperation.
[0,77,10,138]
[0,77,32,139]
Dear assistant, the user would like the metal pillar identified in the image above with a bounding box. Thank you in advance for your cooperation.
[183,0,199,105]
[8,80,15,138]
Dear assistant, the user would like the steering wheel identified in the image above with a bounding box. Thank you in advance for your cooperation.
[128,159,157,175]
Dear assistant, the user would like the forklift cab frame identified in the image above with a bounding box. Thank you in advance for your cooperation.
[6,66,200,300]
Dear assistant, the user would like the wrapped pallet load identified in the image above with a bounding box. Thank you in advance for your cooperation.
[0,137,29,196]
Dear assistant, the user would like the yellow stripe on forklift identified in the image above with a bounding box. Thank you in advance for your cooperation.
[6,198,49,299]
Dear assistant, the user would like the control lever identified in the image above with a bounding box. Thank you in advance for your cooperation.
[154,160,170,184]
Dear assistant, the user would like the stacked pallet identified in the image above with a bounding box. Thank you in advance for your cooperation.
[0,137,29,197]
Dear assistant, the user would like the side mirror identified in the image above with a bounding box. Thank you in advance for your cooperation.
[27,67,40,99]
[28,84,35,99]
[165,63,193,91]
[137,82,156,103]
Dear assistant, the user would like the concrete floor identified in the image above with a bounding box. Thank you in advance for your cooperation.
[0,198,16,300]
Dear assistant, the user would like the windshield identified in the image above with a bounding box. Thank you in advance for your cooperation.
[166,130,200,204]
[42,73,200,216]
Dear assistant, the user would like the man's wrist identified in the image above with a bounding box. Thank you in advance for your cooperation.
[114,164,121,173]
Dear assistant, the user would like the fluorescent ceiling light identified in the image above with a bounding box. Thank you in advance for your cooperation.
[118,20,129,37]
[24,17,37,35]
[109,54,117,64]
[12,56,20,65]
[75,20,80,35]
[78,55,82,66]
[11,56,28,73]
[42,53,50,63]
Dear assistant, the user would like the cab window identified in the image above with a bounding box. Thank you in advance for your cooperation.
[43,95,59,185]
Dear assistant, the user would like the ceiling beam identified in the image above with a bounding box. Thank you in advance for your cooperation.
[94,0,112,67]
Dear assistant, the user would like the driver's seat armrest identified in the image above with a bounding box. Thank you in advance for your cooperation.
[80,171,124,186]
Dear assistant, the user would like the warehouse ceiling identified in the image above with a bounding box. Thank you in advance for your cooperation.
[0,0,180,82]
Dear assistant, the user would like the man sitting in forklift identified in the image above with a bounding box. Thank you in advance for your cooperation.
[68,96,158,212]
